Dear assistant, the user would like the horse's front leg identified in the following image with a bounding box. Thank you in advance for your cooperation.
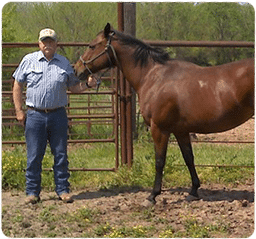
[174,132,200,197]
[147,123,170,204]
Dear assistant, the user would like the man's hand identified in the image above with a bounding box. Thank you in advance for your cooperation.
[69,76,98,93]
[16,110,26,126]
[87,76,98,88]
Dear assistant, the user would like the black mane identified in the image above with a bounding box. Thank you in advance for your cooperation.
[115,31,170,67]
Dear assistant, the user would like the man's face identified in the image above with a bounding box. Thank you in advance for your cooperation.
[39,38,57,60]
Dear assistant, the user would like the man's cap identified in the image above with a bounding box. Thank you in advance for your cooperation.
[39,28,57,41]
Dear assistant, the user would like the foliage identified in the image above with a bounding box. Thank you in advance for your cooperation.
[2,2,254,65]
[2,2,117,63]
[2,143,254,191]
[2,3,19,63]
[137,3,195,41]
[137,2,254,65]
[2,146,26,190]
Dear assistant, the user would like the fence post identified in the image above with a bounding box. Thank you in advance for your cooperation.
[118,2,136,167]
[118,3,127,165]
[123,2,136,167]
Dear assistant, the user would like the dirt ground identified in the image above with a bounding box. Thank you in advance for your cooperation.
[2,119,254,238]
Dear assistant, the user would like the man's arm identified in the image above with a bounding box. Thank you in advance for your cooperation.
[69,82,89,93]
[69,76,97,93]
[13,80,26,126]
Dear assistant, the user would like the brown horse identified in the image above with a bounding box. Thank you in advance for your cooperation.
[74,23,254,204]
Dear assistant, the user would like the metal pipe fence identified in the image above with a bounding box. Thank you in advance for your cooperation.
[2,40,254,171]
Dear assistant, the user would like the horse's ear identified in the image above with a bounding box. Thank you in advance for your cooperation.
[104,23,111,38]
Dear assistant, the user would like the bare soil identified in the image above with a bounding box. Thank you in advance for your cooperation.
[2,119,254,237]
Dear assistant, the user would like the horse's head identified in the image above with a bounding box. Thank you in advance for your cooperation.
[74,23,117,81]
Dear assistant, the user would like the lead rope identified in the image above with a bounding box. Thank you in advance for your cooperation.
[84,64,109,93]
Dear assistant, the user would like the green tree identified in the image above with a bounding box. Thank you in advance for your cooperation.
[193,2,254,64]
[2,3,18,63]
[2,2,254,65]
[8,2,117,62]
[137,2,254,65]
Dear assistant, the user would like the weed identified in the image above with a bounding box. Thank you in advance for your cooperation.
[12,214,23,223]
[45,231,57,237]
[94,222,112,236]
[184,216,210,237]
[159,226,174,238]
[74,206,100,224]
[2,143,254,191]
[180,214,229,238]
[106,225,149,238]
[39,206,56,223]
[140,207,155,221]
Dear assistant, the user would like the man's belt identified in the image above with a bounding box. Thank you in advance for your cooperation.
[27,106,64,113]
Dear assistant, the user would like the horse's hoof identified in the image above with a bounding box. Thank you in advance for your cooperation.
[142,199,155,208]
[185,194,200,202]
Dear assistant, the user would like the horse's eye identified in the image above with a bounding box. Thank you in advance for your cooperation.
[89,45,95,50]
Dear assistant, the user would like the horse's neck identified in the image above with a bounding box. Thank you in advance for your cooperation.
[116,47,152,92]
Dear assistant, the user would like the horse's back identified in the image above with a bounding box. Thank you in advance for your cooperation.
[140,58,254,133]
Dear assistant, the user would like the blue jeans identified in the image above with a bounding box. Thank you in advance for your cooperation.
[25,107,70,197]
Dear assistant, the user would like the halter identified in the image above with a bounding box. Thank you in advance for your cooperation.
[79,32,119,92]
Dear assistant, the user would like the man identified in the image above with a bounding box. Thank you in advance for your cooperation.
[13,28,95,204]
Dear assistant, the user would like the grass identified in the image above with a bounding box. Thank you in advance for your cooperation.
[2,139,254,191]
[4,204,232,238]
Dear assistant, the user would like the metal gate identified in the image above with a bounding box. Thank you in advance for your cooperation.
[2,42,120,172]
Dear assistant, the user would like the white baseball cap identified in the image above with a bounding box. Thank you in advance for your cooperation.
[39,28,57,41]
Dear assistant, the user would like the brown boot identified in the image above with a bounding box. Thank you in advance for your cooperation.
[25,195,40,204]
[59,193,73,203]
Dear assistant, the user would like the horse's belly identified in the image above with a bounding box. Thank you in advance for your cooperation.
[190,108,254,134]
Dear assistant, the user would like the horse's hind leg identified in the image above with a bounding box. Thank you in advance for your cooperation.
[175,133,200,197]
[147,123,170,204]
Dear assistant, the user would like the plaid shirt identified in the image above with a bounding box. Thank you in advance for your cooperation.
[13,51,80,109]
